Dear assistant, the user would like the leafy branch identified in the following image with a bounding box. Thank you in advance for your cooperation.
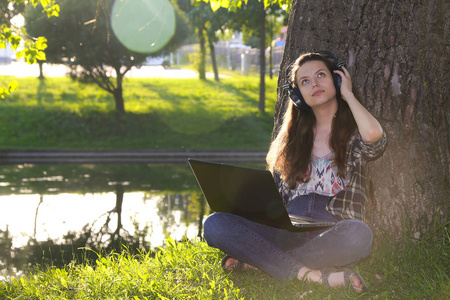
[0,0,59,98]
[198,0,291,12]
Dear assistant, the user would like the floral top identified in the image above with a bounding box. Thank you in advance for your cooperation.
[274,130,387,221]
[295,152,347,197]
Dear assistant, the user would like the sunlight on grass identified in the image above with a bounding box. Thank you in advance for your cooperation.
[1,221,448,299]
[0,75,277,150]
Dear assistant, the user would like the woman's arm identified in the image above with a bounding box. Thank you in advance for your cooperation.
[334,66,384,143]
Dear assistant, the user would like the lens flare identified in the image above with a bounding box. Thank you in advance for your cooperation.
[111,0,176,54]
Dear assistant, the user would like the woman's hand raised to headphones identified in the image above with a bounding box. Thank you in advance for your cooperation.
[333,66,353,102]
[334,66,384,143]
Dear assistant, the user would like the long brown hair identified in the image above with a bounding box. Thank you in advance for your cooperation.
[267,52,357,188]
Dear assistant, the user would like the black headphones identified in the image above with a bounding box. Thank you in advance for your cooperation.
[282,51,345,111]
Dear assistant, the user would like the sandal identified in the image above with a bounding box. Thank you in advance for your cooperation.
[221,255,245,271]
[320,267,368,292]
[343,268,368,291]
[319,267,337,287]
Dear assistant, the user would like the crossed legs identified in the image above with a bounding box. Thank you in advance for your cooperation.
[203,212,372,291]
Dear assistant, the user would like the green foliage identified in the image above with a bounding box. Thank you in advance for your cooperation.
[0,0,59,97]
[0,25,21,50]
[0,79,18,99]
[15,35,47,63]
[0,75,278,150]
[27,0,60,17]
[200,0,292,12]
[218,0,287,48]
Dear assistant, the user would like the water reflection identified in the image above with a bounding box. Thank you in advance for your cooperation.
[0,162,215,277]
[1,191,201,247]
[0,161,263,277]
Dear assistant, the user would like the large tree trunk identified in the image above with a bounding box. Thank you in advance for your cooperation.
[276,0,449,240]
[258,0,266,113]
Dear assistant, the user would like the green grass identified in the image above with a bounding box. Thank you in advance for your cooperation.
[0,75,278,150]
[1,222,448,299]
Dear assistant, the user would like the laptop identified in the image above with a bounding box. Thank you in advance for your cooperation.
[188,159,335,231]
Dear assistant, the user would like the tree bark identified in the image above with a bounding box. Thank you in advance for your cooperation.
[258,0,266,113]
[277,0,449,240]
[207,32,220,82]
[198,27,206,80]
[268,15,274,80]
[38,61,44,79]
[113,73,125,113]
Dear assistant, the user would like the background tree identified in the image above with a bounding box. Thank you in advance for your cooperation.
[0,0,59,97]
[24,0,188,113]
[178,0,230,81]
[276,0,449,239]
[22,1,64,79]
[224,0,267,112]
[266,7,288,79]
[204,7,232,82]
[210,0,288,112]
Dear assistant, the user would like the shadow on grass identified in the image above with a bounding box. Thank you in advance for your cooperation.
[0,76,275,150]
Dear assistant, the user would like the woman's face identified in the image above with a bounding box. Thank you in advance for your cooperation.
[295,60,337,109]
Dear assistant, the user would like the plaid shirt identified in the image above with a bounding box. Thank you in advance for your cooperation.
[274,130,387,221]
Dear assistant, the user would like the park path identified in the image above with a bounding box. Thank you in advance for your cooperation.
[0,62,226,79]
[0,150,267,164]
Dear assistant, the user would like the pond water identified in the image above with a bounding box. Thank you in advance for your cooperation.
[0,161,263,277]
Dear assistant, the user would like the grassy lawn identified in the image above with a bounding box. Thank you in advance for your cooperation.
[0,74,278,150]
[1,223,448,299]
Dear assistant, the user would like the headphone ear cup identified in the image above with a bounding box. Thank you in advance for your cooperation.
[332,72,342,99]
[289,86,310,111]
[333,72,342,87]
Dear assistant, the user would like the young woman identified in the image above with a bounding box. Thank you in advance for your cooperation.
[203,52,387,292]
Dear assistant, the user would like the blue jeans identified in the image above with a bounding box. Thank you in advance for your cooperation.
[203,194,373,280]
